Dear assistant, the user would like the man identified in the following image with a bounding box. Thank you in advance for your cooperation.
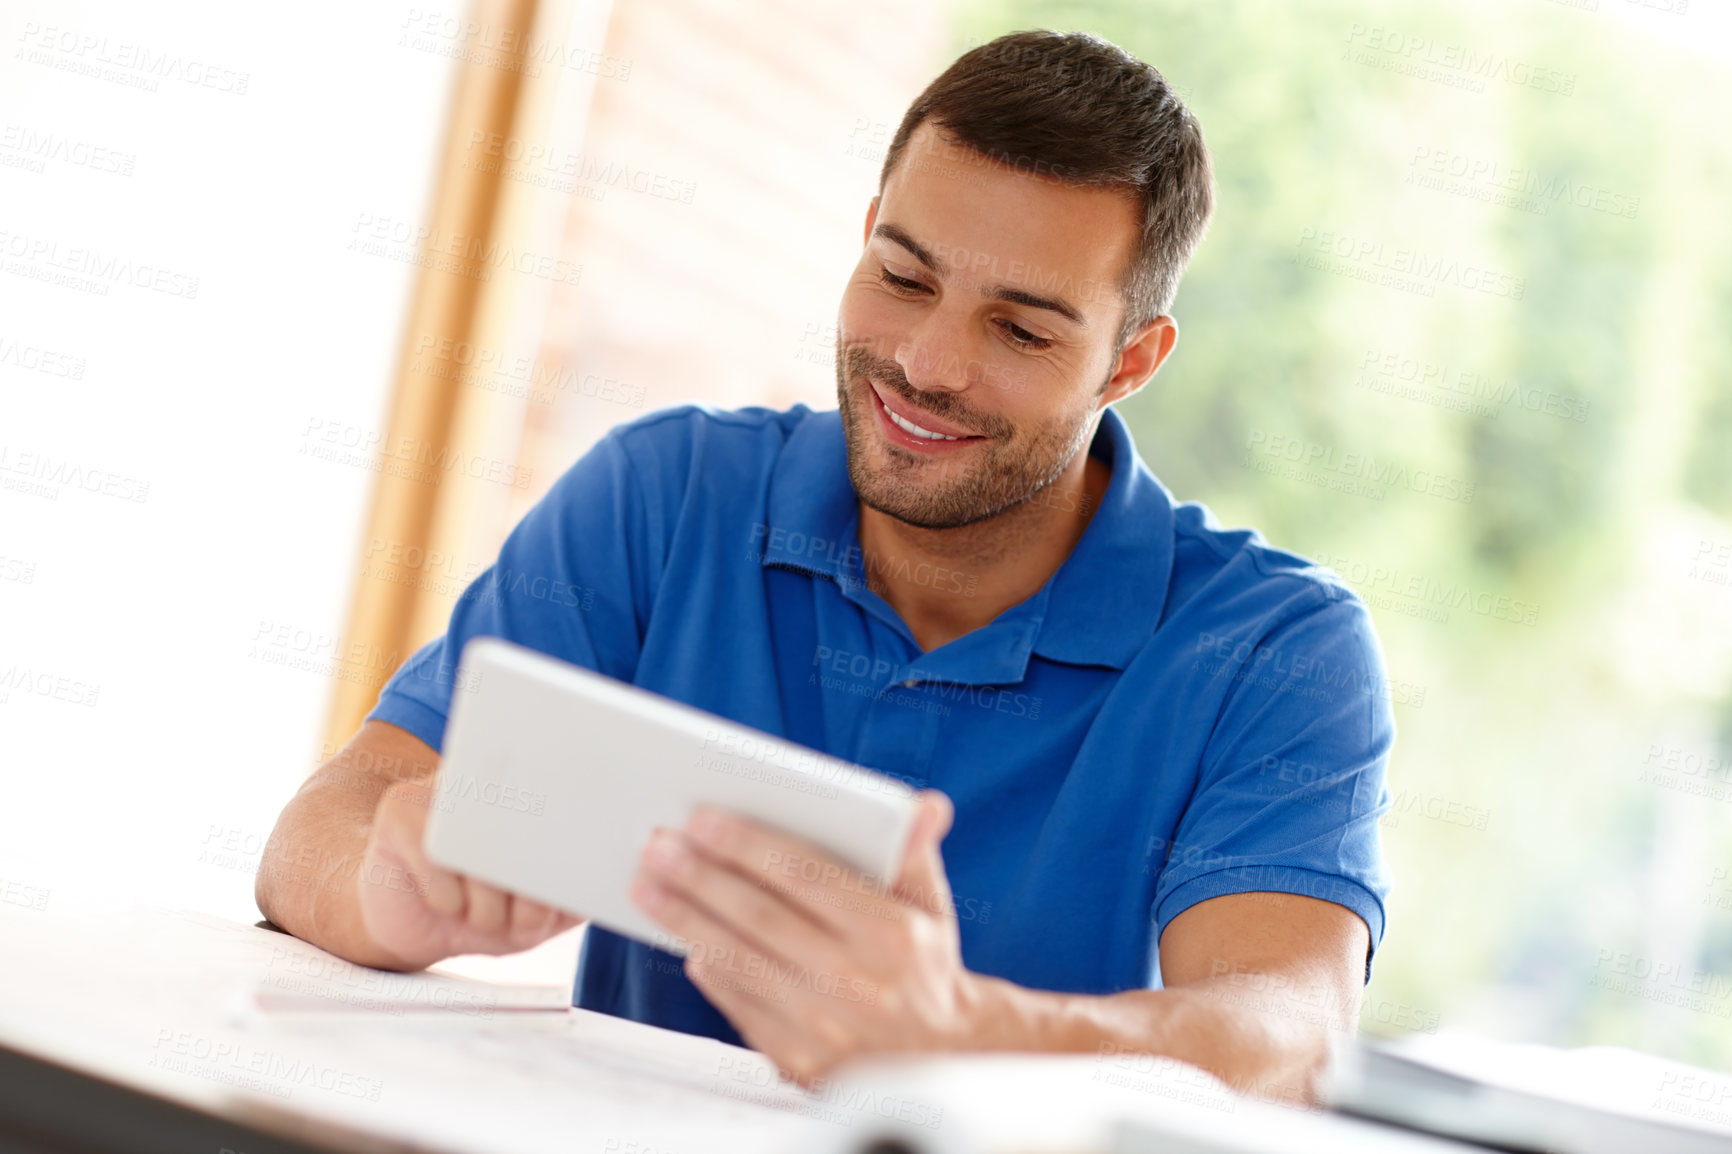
[257,29,1393,1104]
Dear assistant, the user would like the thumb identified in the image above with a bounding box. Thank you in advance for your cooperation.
[893,789,955,917]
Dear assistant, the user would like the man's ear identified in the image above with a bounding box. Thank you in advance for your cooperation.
[863,196,880,246]
[1101,316,1178,409]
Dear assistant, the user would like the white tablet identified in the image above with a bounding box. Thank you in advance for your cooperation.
[422,636,921,954]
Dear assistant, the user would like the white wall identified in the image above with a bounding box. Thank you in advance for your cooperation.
[0,1,461,921]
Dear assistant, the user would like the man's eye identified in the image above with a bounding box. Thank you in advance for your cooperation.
[999,321,1052,350]
[879,268,926,293]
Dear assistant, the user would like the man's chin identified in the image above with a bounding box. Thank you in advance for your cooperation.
[851,464,1017,531]
[857,489,972,531]
[846,444,959,528]
[838,380,1017,528]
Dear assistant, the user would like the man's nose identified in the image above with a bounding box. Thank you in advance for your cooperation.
[894,308,976,394]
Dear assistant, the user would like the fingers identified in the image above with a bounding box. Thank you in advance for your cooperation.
[925,789,956,840]
[892,790,956,912]
[421,863,468,918]
[441,881,579,954]
[681,808,903,933]
[375,783,467,916]
[640,829,831,959]
[637,880,802,1032]
[374,781,442,875]
[507,895,565,945]
[436,878,579,952]
[463,878,510,935]
[374,781,577,951]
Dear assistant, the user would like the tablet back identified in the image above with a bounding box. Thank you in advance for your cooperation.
[423,636,921,954]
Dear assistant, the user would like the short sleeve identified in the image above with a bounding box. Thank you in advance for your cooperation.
[364,427,668,753]
[1152,593,1395,980]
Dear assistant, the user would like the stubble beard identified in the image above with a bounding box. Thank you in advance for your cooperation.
[835,341,1097,531]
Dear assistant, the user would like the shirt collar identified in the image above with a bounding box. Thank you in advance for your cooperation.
[1035,405,1176,669]
[758,404,1175,672]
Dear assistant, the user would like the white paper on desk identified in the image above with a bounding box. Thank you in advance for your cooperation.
[244,924,574,1015]
[772,1052,1478,1154]
[775,1053,1234,1154]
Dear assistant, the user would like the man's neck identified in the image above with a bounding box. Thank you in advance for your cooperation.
[857,450,1109,654]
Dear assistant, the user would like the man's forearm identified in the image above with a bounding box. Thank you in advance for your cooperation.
[254,725,436,969]
[255,777,396,967]
[964,970,1353,1105]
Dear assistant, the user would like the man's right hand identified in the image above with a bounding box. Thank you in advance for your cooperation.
[356,778,584,971]
[257,719,583,974]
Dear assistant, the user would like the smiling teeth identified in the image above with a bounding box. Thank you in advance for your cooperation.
[883,400,961,441]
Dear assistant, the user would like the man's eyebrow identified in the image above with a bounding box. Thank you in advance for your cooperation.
[872,222,941,273]
[871,221,1088,329]
[985,284,1086,328]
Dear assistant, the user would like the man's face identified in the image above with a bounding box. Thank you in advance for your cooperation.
[835,120,1145,530]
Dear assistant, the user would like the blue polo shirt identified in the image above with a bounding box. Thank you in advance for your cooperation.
[366,402,1394,1047]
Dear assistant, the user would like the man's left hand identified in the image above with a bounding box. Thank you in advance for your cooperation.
[628,789,984,1085]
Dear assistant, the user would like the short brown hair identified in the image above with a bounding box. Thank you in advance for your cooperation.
[879,30,1215,350]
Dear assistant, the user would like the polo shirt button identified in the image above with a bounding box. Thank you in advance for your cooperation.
[902,679,916,687]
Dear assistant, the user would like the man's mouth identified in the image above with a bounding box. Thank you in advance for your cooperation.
[867,381,985,448]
